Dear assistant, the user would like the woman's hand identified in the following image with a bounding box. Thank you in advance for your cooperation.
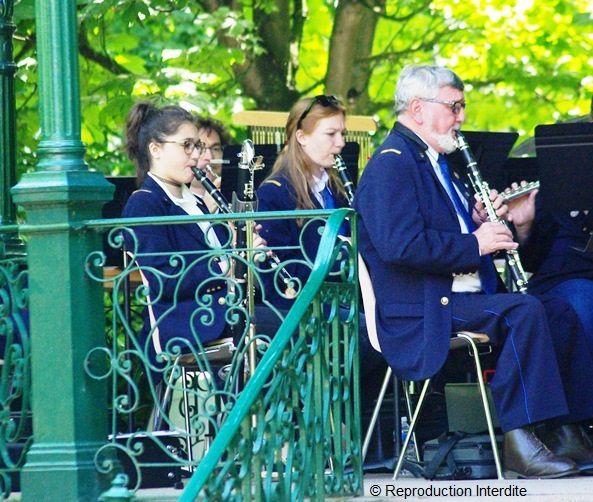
[252,223,268,249]
[252,223,273,262]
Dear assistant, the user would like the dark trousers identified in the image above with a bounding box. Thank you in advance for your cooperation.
[450,292,593,432]
[545,278,593,355]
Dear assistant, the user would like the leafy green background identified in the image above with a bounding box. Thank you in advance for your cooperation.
[9,0,593,177]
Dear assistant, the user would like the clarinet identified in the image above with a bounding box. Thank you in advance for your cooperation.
[501,181,539,203]
[190,167,296,295]
[456,132,529,294]
[333,155,355,205]
[191,167,231,212]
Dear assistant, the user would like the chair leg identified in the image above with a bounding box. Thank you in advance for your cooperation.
[393,378,431,480]
[457,333,504,480]
[150,355,182,431]
[402,382,422,462]
[362,366,392,462]
[181,365,195,470]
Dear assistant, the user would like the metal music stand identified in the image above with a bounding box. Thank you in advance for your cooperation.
[535,122,593,212]
[535,122,593,253]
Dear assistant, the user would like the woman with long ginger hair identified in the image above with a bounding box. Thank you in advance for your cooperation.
[257,96,387,460]
[257,95,351,309]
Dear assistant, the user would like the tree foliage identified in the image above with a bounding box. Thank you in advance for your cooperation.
[10,0,593,177]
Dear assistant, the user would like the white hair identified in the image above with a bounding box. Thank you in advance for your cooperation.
[395,65,464,114]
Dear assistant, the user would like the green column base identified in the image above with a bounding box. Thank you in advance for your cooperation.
[21,441,110,502]
[14,169,114,502]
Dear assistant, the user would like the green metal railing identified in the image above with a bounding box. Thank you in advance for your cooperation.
[0,208,363,500]
[0,253,31,498]
[178,209,362,501]
[88,208,361,499]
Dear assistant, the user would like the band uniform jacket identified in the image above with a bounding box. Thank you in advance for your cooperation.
[257,170,349,309]
[354,123,483,382]
[122,175,227,354]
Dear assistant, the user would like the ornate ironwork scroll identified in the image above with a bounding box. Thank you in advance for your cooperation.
[0,254,31,498]
[83,209,361,499]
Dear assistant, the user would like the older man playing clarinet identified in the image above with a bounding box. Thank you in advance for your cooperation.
[354,64,593,479]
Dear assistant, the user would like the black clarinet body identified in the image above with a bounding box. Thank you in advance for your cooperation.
[333,155,355,205]
[456,132,529,294]
[191,166,295,293]
[190,167,231,212]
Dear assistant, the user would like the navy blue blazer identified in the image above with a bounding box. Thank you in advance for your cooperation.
[122,176,228,353]
[256,170,348,309]
[521,199,593,294]
[353,123,482,381]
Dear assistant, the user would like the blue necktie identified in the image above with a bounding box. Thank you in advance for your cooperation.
[437,155,498,294]
[320,185,349,236]
[320,185,336,209]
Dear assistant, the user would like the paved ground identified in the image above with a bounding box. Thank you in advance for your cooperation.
[11,473,593,500]
[356,474,593,501]
[114,473,593,501]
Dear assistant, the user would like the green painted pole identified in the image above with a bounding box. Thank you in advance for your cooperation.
[0,0,21,256]
[11,0,114,500]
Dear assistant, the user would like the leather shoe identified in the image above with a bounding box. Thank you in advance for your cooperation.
[504,426,579,479]
[540,424,593,467]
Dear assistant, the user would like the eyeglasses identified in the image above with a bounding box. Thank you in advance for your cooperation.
[297,95,341,128]
[203,145,224,156]
[420,98,466,115]
[161,139,205,156]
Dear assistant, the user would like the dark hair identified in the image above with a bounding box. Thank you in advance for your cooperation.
[125,101,194,184]
[267,96,347,211]
[193,116,231,146]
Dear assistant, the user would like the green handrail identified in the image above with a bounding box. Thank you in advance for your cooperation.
[179,207,354,501]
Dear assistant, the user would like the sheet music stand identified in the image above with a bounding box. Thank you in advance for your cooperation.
[535,122,593,213]
[446,131,519,191]
[220,142,360,201]
[535,122,593,252]
[103,176,137,266]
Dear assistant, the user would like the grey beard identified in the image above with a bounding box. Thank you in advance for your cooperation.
[436,132,458,154]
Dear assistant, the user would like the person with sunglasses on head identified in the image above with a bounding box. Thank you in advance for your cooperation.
[354,64,593,479]
[189,116,231,214]
[256,95,351,309]
[122,101,278,374]
[256,95,388,459]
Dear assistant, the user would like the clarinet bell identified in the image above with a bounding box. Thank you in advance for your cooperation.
[284,285,297,299]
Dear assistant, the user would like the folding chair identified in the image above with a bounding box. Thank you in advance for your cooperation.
[123,251,238,468]
[356,253,503,480]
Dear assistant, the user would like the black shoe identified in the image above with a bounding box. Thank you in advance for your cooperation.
[540,423,593,471]
[504,426,579,479]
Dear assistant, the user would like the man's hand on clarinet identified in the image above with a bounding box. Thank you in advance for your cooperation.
[472,189,508,226]
[473,221,518,256]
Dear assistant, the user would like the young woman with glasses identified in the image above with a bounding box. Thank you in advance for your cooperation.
[122,101,277,372]
[122,101,230,363]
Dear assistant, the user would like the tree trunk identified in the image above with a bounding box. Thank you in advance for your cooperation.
[204,0,302,110]
[326,0,383,114]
